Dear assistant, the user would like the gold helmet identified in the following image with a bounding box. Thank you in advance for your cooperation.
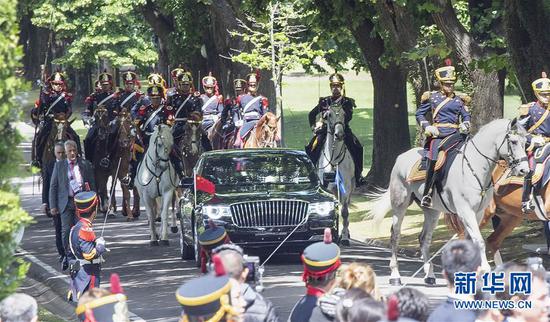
[147,84,165,98]
[202,73,217,88]
[98,71,113,85]
[234,79,247,91]
[122,71,138,84]
[532,72,550,104]
[176,71,193,85]
[171,68,185,80]
[435,59,456,84]
[329,73,344,86]
[48,71,66,85]
[147,73,167,88]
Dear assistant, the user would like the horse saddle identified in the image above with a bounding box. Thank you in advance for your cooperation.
[407,133,466,183]
[496,143,550,188]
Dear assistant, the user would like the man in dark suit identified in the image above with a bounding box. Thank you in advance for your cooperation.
[42,142,66,262]
[49,140,95,267]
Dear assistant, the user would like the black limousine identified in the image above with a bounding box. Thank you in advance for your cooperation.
[177,148,339,263]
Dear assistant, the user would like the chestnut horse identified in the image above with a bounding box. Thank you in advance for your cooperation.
[108,108,140,220]
[446,160,545,266]
[243,112,279,148]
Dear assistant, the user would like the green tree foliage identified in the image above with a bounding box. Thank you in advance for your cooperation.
[0,0,34,301]
[32,0,158,69]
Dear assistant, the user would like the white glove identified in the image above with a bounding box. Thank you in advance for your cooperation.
[459,121,471,134]
[96,237,105,246]
[424,125,440,137]
[532,136,546,147]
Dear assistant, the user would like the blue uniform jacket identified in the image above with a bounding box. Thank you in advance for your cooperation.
[200,94,223,116]
[415,91,471,137]
[238,93,268,122]
[166,88,201,119]
[84,90,118,120]
[519,101,550,145]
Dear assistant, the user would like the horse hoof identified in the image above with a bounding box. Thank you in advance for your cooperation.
[133,211,140,218]
[389,278,402,286]
[155,217,161,223]
[126,217,135,222]
[149,240,159,246]
[340,239,350,247]
[424,277,436,286]
[122,211,128,217]
[171,226,178,234]
[159,240,169,246]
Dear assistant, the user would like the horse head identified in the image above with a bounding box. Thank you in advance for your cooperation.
[257,112,279,148]
[116,108,133,149]
[151,124,173,162]
[183,112,203,155]
[500,118,529,176]
[94,105,110,139]
[325,103,346,142]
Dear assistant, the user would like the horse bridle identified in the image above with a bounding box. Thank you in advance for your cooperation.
[182,119,202,155]
[260,122,277,148]
[463,122,527,197]
[321,105,347,167]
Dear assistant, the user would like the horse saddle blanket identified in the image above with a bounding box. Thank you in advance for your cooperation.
[496,144,550,189]
[407,133,466,183]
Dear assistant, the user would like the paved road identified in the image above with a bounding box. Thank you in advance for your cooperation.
[16,174,450,322]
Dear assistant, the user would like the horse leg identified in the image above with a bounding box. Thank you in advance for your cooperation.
[170,190,178,233]
[340,201,350,246]
[419,208,440,285]
[132,187,140,218]
[460,208,491,272]
[121,183,133,221]
[486,213,522,266]
[159,190,173,245]
[143,196,159,246]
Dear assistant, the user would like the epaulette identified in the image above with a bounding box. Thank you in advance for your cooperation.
[518,103,533,116]
[217,94,224,103]
[456,92,472,105]
[261,96,269,107]
[79,225,96,242]
[65,92,73,102]
[193,91,201,97]
[346,97,356,108]
[166,105,173,111]
[166,88,176,96]
[421,91,431,103]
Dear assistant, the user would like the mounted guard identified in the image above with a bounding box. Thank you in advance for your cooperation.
[132,82,186,186]
[518,72,550,213]
[167,68,211,151]
[116,71,142,113]
[83,71,118,162]
[305,73,365,187]
[31,71,81,168]
[199,73,223,133]
[235,72,269,148]
[415,61,471,207]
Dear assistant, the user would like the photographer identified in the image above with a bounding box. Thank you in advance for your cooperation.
[214,244,280,322]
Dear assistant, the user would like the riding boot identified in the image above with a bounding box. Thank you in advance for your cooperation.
[522,173,535,213]
[201,133,212,151]
[421,160,437,207]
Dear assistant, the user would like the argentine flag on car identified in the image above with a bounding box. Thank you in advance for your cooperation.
[336,168,346,195]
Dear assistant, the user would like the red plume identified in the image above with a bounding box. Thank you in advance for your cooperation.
[110,273,124,294]
[387,295,399,321]
[208,219,217,229]
[212,254,226,276]
[445,58,452,66]
[255,69,261,82]
[323,228,332,244]
[84,308,97,322]
[542,71,547,78]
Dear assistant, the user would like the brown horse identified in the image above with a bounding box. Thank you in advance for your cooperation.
[40,114,79,166]
[179,112,205,176]
[91,106,113,213]
[243,112,279,148]
[445,160,543,266]
[108,108,140,220]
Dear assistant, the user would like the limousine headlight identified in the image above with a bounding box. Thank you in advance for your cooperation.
[308,202,335,216]
[203,205,231,219]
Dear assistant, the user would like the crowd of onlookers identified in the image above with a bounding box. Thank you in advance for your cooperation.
[1,239,548,322]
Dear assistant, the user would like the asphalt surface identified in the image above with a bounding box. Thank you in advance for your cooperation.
[16,175,451,322]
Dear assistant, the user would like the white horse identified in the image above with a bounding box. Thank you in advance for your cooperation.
[135,124,178,246]
[318,103,355,246]
[368,119,529,285]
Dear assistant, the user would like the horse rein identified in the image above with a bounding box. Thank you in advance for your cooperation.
[320,104,347,168]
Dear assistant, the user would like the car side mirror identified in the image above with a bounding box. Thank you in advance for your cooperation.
[181,177,194,189]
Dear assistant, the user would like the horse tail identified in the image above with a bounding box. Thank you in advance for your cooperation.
[444,213,465,239]
[365,188,392,225]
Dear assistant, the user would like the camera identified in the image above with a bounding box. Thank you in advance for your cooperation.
[243,255,264,292]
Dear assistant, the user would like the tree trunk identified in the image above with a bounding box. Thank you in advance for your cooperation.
[139,0,174,78]
[432,0,504,131]
[504,0,550,102]
[351,19,411,188]
[18,11,49,82]
[68,65,92,105]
